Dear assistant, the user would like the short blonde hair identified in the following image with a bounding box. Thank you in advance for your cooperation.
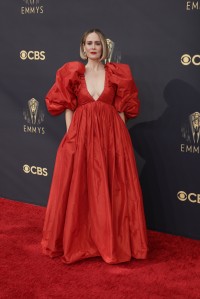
[80,28,109,61]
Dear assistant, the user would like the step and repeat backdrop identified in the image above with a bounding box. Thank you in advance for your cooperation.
[0,1,199,239]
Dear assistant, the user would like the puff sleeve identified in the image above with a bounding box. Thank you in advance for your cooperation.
[107,63,140,122]
[45,62,84,116]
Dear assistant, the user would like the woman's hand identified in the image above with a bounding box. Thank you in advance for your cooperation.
[118,112,125,123]
[65,109,74,132]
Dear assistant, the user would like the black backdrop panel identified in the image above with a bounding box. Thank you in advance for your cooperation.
[0,1,199,239]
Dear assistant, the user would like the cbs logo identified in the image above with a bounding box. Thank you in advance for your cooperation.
[177,191,200,204]
[20,50,45,61]
[23,164,48,176]
[181,54,200,66]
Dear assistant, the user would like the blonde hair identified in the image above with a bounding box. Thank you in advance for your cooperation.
[80,28,109,61]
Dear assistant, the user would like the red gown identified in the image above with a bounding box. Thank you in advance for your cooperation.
[41,61,148,264]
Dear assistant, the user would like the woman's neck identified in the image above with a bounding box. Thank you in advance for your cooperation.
[85,59,104,71]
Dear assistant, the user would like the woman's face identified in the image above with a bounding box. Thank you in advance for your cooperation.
[84,32,103,61]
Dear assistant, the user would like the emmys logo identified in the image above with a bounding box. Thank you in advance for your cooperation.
[104,38,121,64]
[23,164,48,176]
[181,112,200,154]
[21,0,44,14]
[177,191,200,204]
[23,98,45,134]
[181,54,200,66]
[20,50,46,61]
[186,1,200,10]
[23,0,41,3]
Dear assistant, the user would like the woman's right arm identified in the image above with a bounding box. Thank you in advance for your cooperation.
[65,109,74,132]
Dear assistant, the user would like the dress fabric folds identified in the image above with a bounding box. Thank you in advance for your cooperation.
[41,61,148,264]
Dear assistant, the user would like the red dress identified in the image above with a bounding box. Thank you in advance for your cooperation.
[41,61,148,264]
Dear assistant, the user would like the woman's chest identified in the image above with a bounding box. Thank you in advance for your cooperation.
[76,78,117,106]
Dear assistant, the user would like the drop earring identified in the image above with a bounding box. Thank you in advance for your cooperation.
[83,50,87,58]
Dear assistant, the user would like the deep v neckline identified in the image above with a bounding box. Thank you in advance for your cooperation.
[83,65,107,102]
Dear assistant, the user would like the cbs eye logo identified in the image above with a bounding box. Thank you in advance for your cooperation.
[23,164,48,176]
[20,50,46,61]
[177,191,200,204]
[181,54,200,66]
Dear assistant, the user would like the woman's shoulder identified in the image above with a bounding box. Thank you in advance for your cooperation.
[57,61,85,75]
[105,62,133,79]
[106,62,130,68]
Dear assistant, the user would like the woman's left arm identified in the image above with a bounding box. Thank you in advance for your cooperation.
[118,112,125,123]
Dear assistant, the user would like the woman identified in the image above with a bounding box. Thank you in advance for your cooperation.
[41,28,148,264]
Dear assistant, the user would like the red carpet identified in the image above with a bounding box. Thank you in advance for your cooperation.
[0,198,200,299]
